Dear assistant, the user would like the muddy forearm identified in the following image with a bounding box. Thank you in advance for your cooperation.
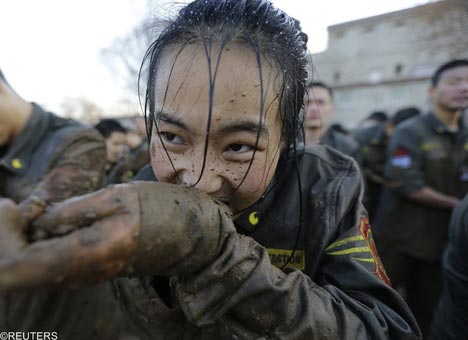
[125,182,233,277]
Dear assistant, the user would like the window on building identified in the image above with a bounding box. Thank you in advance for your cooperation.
[395,64,403,76]
[363,24,375,33]
[334,31,345,39]
[394,19,406,27]
[334,72,341,82]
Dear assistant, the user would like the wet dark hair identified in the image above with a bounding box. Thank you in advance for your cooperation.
[95,119,127,138]
[366,111,388,123]
[431,59,468,87]
[306,81,333,99]
[391,107,421,126]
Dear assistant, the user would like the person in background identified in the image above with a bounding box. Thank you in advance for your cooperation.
[0,70,106,202]
[94,118,130,184]
[303,81,360,159]
[375,59,468,336]
[355,107,421,222]
[428,193,468,340]
[0,70,124,339]
[122,116,150,177]
[357,111,389,130]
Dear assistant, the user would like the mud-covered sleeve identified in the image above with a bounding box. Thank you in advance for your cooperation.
[32,126,107,201]
[384,127,424,194]
[172,179,421,338]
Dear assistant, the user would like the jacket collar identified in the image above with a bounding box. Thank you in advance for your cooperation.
[427,110,467,135]
[319,127,340,146]
[0,103,50,174]
[235,152,293,233]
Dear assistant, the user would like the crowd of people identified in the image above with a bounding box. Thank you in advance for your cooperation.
[0,0,467,339]
[304,60,468,339]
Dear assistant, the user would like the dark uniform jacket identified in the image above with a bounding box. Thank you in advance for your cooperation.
[320,127,360,161]
[354,124,388,221]
[0,104,124,339]
[376,112,468,260]
[0,103,105,202]
[114,146,420,339]
[429,194,468,340]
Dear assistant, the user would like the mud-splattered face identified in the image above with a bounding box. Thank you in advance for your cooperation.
[150,43,283,216]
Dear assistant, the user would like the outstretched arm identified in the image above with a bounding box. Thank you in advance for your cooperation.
[0,182,230,291]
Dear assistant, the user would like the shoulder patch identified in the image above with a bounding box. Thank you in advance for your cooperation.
[391,148,412,168]
[358,218,391,285]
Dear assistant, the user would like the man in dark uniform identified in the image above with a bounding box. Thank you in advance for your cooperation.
[304,82,360,159]
[0,71,106,203]
[355,107,421,222]
[0,70,124,339]
[375,59,468,335]
[429,193,468,340]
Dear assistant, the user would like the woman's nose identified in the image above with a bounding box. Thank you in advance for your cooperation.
[181,169,224,195]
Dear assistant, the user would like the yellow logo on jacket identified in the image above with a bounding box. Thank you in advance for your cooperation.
[11,158,23,169]
[248,211,259,225]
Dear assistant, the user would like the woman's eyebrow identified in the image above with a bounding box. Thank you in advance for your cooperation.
[218,120,269,138]
[156,111,189,131]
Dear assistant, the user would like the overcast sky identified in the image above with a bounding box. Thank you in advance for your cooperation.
[0,0,431,115]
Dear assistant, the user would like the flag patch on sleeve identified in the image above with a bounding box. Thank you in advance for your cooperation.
[391,148,412,168]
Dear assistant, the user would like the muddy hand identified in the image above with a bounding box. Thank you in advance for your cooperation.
[31,182,132,240]
[0,182,233,293]
[0,184,141,292]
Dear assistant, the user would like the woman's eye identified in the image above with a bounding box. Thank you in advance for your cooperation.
[228,144,253,153]
[161,132,185,145]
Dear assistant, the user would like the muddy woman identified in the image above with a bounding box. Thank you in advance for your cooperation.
[0,0,421,338]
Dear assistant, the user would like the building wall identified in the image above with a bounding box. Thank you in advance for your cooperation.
[332,80,431,127]
[310,0,468,127]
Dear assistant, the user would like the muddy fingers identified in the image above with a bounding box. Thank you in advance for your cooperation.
[0,212,140,293]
